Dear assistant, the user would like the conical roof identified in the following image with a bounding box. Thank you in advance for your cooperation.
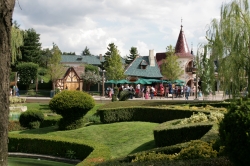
[175,25,193,57]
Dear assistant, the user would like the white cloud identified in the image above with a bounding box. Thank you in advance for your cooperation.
[13,0,232,57]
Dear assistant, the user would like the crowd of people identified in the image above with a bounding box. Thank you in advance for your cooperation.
[10,85,19,97]
[105,83,199,100]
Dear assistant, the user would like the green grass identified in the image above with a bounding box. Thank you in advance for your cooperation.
[11,122,158,158]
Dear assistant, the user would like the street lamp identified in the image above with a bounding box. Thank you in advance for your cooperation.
[102,70,106,97]
[192,57,199,100]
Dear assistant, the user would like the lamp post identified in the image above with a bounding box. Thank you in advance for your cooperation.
[193,57,199,100]
[102,70,106,97]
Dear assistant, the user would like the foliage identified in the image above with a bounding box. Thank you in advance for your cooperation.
[219,104,250,165]
[20,28,42,64]
[82,46,91,55]
[40,48,52,68]
[104,43,125,81]
[177,140,217,160]
[206,0,250,98]
[161,45,184,82]
[11,25,24,64]
[19,109,44,129]
[112,86,119,102]
[49,90,95,130]
[85,64,99,73]
[16,62,39,88]
[9,96,26,104]
[125,47,138,64]
[82,71,102,85]
[47,43,65,90]
[196,45,216,96]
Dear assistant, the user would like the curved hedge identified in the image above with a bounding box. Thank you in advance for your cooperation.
[8,134,111,166]
[98,107,210,123]
[153,120,214,147]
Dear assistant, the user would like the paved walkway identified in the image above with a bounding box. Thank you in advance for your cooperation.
[24,91,228,103]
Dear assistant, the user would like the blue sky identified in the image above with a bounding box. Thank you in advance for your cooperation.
[13,0,230,57]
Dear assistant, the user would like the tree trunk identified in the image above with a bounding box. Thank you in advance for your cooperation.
[0,1,15,165]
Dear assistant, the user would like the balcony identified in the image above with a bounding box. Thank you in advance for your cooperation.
[186,67,196,73]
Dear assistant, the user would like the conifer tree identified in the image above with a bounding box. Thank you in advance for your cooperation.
[125,47,138,64]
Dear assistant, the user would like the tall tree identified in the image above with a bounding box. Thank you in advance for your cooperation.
[20,28,42,64]
[206,0,250,98]
[125,47,138,64]
[47,43,65,90]
[161,46,184,82]
[40,48,52,68]
[104,43,125,81]
[0,1,15,165]
[82,46,91,56]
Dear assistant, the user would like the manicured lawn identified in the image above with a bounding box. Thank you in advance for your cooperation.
[11,122,158,158]
[11,103,158,158]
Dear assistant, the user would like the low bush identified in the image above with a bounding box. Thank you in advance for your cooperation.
[8,121,25,131]
[19,110,44,129]
[119,90,130,101]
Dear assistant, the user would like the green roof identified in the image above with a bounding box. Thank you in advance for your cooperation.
[61,55,125,66]
[124,56,163,78]
[61,55,103,65]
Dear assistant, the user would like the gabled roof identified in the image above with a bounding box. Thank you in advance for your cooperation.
[124,56,163,78]
[62,66,85,79]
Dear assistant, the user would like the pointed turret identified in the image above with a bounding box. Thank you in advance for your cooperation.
[175,24,193,57]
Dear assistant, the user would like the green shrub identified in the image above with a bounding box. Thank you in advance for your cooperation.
[112,87,119,102]
[219,104,250,165]
[177,140,217,160]
[19,110,44,129]
[119,90,130,101]
[49,90,95,130]
[8,121,25,131]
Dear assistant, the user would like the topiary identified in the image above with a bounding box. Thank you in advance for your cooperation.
[49,90,95,130]
[112,86,119,102]
[119,90,130,101]
[219,103,250,165]
[19,110,44,129]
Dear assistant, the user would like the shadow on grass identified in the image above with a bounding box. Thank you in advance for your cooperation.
[129,140,156,155]
[19,126,58,134]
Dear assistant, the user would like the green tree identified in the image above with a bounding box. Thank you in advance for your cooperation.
[161,46,184,82]
[206,0,250,98]
[16,62,39,89]
[11,24,24,64]
[125,47,138,64]
[82,46,91,56]
[20,28,42,64]
[40,48,52,68]
[104,43,125,81]
[47,43,65,90]
[0,1,15,164]
[82,71,102,91]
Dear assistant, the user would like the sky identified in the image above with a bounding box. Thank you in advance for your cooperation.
[13,0,230,57]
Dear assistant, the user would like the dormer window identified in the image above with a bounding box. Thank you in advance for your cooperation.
[140,60,148,69]
[77,57,82,61]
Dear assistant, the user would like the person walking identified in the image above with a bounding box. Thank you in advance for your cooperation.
[15,86,20,97]
[150,86,155,99]
[185,85,190,100]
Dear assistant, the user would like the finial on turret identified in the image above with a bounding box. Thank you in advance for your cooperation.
[181,18,183,30]
[191,42,193,55]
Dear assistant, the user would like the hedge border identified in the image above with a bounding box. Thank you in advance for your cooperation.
[8,134,111,166]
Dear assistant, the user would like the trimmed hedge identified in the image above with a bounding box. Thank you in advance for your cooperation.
[98,107,210,123]
[154,120,213,147]
[8,134,111,166]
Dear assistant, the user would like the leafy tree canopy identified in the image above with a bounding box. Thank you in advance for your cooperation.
[16,62,39,86]
[161,46,184,82]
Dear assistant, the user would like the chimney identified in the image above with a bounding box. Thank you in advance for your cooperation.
[99,54,102,61]
[149,49,155,66]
